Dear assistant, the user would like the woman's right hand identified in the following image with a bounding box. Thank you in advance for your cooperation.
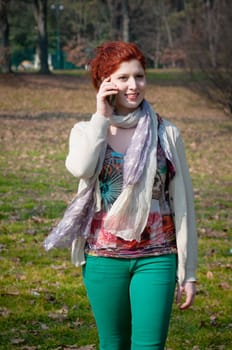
[96,77,119,117]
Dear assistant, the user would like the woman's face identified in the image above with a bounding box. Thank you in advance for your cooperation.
[109,59,146,115]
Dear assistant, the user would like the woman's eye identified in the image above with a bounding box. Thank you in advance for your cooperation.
[117,74,144,81]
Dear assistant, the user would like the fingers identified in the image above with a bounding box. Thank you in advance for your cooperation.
[176,285,183,305]
[98,78,118,100]
[176,282,196,311]
[96,78,118,117]
[179,291,195,310]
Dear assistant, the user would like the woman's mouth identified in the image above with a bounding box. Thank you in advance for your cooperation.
[125,93,139,101]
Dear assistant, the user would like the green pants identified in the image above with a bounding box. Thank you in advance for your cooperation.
[83,254,177,350]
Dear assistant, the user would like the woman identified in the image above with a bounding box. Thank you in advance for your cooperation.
[44,41,197,350]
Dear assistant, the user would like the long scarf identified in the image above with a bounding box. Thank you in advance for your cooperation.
[44,100,172,253]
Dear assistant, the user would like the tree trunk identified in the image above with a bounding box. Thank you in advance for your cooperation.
[154,29,161,68]
[33,0,49,74]
[153,0,162,69]
[205,0,217,68]
[0,0,11,73]
[122,0,129,42]
[106,0,126,41]
[163,14,175,68]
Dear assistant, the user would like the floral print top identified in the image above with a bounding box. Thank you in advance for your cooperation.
[85,140,177,258]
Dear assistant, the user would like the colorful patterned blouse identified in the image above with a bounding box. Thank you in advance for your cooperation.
[85,140,177,258]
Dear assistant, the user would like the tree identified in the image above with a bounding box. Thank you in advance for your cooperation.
[62,0,131,67]
[129,0,182,68]
[33,0,49,73]
[121,0,129,42]
[7,0,36,69]
[0,0,11,73]
[62,0,104,67]
[184,0,232,113]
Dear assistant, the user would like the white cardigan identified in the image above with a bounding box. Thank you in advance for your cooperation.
[66,113,198,286]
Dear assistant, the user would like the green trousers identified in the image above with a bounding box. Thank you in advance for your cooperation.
[83,254,177,350]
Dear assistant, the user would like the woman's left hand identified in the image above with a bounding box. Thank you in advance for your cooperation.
[176,281,196,310]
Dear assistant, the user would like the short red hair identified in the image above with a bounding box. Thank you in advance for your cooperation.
[89,41,146,90]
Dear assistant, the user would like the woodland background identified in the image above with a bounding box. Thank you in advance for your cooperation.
[0,0,232,112]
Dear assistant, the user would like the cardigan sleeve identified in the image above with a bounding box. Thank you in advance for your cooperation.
[175,133,198,283]
[65,113,110,179]
[166,123,198,285]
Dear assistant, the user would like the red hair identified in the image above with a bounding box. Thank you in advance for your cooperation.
[89,41,146,90]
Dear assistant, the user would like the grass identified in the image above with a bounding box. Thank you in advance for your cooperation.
[0,71,232,350]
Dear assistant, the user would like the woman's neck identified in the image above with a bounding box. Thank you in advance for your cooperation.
[107,125,136,154]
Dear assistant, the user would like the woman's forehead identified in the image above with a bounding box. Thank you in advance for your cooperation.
[111,60,145,76]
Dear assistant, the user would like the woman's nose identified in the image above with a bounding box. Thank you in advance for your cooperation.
[128,77,137,89]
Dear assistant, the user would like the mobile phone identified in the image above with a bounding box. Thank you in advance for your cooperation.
[107,94,116,107]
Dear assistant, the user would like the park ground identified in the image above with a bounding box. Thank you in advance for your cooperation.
[0,71,231,350]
